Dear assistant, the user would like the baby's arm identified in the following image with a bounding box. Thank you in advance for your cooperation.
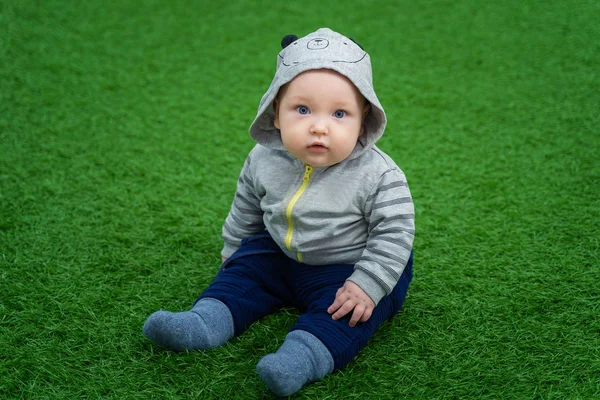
[221,148,265,259]
[332,168,414,326]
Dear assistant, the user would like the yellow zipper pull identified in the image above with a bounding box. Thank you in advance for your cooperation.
[303,165,313,181]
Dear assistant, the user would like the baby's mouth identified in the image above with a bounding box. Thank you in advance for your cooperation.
[307,143,328,152]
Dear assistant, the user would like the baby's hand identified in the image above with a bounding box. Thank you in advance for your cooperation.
[327,281,375,327]
[221,256,227,264]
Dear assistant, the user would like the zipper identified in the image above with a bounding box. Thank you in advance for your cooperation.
[285,164,314,262]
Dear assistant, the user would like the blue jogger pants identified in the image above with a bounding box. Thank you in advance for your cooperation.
[198,232,413,370]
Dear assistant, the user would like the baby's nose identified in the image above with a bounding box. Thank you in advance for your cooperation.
[310,120,328,135]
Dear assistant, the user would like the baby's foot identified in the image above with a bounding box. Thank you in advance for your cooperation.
[256,330,333,397]
[142,298,233,351]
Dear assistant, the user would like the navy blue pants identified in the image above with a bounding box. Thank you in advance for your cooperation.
[198,232,413,370]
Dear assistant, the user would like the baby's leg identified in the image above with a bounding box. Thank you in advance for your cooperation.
[257,255,413,396]
[197,249,292,336]
[144,240,291,351]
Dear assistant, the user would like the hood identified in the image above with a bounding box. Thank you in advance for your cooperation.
[249,28,387,161]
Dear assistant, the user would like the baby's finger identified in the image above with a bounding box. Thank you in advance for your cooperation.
[349,304,365,327]
[359,307,373,323]
[331,300,355,321]
[327,289,349,314]
[327,296,344,314]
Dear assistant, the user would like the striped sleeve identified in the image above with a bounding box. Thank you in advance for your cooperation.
[347,168,415,305]
[221,154,265,258]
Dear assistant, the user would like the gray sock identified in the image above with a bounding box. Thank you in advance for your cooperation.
[256,330,334,397]
[142,298,234,351]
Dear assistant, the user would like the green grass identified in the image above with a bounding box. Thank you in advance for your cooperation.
[1,0,598,398]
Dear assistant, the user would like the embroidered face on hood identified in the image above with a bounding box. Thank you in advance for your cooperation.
[249,28,387,162]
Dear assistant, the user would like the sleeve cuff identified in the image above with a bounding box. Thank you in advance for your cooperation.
[346,269,388,306]
[221,242,239,259]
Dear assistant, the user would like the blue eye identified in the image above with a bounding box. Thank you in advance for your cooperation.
[334,110,346,118]
[297,106,310,115]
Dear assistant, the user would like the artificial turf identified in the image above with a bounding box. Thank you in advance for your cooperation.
[1,0,598,398]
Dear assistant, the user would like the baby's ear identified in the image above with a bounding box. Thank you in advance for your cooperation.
[273,99,281,129]
[360,102,371,136]
[281,34,298,49]
[363,102,371,118]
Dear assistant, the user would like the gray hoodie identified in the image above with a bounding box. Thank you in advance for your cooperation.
[222,28,414,305]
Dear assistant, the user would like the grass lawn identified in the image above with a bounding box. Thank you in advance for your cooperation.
[1,0,598,398]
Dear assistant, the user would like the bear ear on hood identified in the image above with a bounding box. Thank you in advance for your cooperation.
[281,34,298,49]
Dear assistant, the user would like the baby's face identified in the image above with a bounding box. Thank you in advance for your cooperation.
[274,69,367,168]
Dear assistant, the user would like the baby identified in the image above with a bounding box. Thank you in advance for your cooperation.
[143,28,415,397]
